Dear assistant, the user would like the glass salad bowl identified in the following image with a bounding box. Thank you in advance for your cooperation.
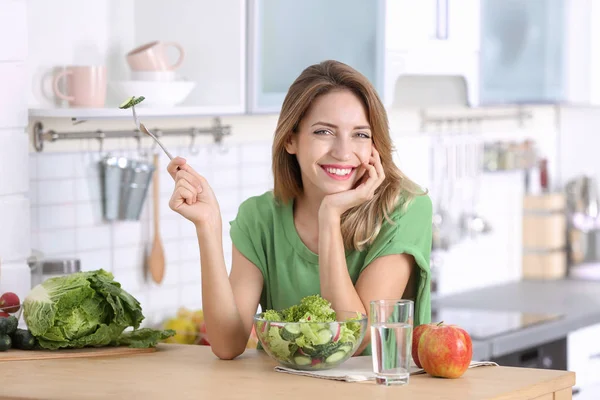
[253,311,367,371]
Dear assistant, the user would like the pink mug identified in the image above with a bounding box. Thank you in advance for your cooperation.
[126,41,185,71]
[53,66,107,108]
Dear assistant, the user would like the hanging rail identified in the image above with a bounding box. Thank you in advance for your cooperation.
[32,117,231,152]
[419,107,533,131]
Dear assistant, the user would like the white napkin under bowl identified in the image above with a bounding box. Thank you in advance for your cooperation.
[274,356,498,382]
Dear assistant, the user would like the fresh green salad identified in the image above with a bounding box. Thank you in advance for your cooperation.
[256,295,365,368]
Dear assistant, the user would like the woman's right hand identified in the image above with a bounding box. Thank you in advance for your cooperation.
[167,157,221,230]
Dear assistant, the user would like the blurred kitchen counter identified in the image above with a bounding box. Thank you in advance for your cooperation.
[434,278,600,360]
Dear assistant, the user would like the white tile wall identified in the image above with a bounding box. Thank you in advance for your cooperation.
[436,171,525,296]
[0,62,28,128]
[557,106,600,185]
[29,140,274,326]
[0,131,29,196]
[0,1,30,303]
[0,261,31,306]
[0,195,31,262]
[0,0,27,62]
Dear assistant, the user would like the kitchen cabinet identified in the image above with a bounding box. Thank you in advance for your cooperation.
[479,0,599,105]
[133,0,246,114]
[385,0,480,53]
[246,0,385,114]
[247,0,481,113]
[568,322,600,392]
[26,0,485,119]
[384,49,480,107]
[383,0,481,107]
[27,0,246,119]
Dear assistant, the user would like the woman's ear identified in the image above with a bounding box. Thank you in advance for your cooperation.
[284,134,297,155]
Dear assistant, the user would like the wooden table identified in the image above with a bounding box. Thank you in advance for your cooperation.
[1,344,575,399]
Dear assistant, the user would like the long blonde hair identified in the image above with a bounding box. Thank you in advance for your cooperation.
[272,60,425,251]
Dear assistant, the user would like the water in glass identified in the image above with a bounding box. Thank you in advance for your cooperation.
[371,322,413,385]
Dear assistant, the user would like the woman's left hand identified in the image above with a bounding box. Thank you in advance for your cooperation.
[320,147,386,219]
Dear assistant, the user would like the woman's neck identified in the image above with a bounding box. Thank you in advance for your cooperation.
[294,190,323,220]
[292,191,324,254]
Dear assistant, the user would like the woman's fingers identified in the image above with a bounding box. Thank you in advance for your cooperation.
[167,157,208,196]
[173,187,194,207]
[175,169,202,190]
[356,161,378,200]
[370,155,385,185]
[176,179,198,205]
[167,157,187,180]
[369,147,385,188]
[178,161,205,182]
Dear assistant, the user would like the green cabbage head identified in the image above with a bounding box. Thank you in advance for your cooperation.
[23,269,173,349]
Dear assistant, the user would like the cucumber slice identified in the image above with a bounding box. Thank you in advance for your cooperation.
[281,324,301,341]
[339,344,353,354]
[325,350,347,364]
[314,328,333,345]
[119,96,135,108]
[300,345,318,357]
[119,96,145,109]
[314,342,343,359]
[284,324,301,335]
[293,355,312,366]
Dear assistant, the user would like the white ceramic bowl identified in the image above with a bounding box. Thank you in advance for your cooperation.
[109,80,196,107]
[130,71,177,82]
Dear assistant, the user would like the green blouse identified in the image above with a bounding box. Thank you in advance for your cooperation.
[229,191,433,355]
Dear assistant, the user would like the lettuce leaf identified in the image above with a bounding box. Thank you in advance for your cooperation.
[269,295,337,324]
[266,326,292,359]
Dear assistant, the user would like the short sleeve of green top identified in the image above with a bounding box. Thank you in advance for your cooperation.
[229,191,433,355]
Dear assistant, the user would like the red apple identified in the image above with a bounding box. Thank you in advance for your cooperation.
[0,292,20,314]
[198,322,210,346]
[412,323,436,368]
[0,311,9,318]
[418,323,472,379]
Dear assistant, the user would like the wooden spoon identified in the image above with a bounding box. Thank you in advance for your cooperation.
[148,152,165,284]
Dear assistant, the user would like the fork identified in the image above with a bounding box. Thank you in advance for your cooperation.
[131,105,175,160]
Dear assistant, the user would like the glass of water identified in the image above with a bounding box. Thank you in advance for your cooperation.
[370,299,414,386]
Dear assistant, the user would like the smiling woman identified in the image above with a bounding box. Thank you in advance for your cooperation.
[167,60,433,360]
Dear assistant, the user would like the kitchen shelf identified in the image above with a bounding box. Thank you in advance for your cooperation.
[28,105,245,121]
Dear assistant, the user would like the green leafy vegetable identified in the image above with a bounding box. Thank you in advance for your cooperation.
[262,309,282,322]
[267,327,292,360]
[114,328,176,348]
[258,295,364,368]
[119,96,145,109]
[23,269,174,350]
